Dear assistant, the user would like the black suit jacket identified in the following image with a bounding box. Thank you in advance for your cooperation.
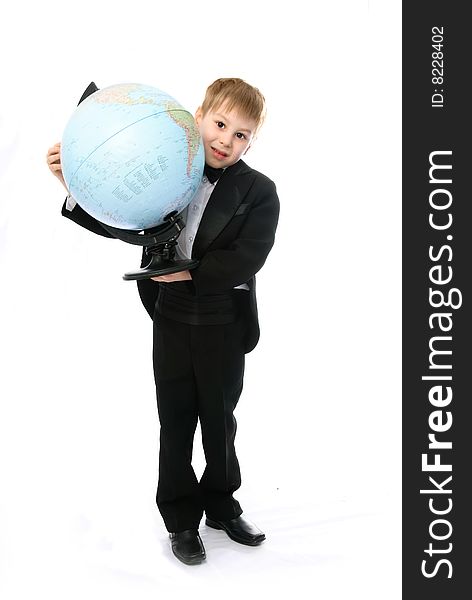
[60,82,280,353]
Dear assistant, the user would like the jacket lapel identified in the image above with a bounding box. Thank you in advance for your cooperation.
[191,159,254,259]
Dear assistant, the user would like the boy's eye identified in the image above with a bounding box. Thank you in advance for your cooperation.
[216,121,246,140]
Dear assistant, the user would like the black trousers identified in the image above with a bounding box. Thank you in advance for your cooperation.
[152,294,247,533]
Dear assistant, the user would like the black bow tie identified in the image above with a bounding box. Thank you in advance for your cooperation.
[204,163,225,184]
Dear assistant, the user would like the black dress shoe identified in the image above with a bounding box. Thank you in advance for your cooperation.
[205,514,266,546]
[169,529,206,565]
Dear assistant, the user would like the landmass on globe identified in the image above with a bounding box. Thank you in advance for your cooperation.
[61,83,205,230]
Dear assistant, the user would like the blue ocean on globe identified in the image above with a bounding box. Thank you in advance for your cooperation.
[61,83,205,230]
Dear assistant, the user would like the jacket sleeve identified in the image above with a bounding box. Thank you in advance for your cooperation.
[190,179,280,295]
[61,197,116,239]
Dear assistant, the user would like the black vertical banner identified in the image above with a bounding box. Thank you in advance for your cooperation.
[403,2,471,597]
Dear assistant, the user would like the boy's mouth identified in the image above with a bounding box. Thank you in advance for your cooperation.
[210,146,228,158]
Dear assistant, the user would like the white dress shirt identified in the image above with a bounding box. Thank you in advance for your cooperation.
[65,173,249,291]
[175,173,249,291]
[65,194,77,211]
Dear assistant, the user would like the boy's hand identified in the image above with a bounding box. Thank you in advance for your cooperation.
[46,142,67,191]
[151,270,192,282]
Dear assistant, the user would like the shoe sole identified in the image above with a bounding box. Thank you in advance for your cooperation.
[172,548,206,565]
[205,517,266,546]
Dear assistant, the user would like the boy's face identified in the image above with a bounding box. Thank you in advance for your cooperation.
[194,102,257,169]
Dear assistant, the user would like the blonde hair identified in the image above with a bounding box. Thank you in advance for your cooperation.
[200,78,267,138]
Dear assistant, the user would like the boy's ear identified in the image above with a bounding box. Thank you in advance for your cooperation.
[194,106,203,125]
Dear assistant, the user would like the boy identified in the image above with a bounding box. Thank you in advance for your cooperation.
[46,78,280,565]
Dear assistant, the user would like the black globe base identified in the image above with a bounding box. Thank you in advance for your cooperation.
[97,210,198,282]
[123,257,199,281]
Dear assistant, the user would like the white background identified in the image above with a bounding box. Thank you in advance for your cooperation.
[0,1,401,597]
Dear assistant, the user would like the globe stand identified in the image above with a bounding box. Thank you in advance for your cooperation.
[98,212,199,281]
[123,239,199,281]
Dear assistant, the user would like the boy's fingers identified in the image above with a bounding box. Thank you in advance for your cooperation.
[46,143,61,155]
[48,161,62,172]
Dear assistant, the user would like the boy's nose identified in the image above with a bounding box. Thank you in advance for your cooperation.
[218,133,232,147]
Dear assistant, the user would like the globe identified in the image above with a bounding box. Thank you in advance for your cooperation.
[61,83,205,230]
